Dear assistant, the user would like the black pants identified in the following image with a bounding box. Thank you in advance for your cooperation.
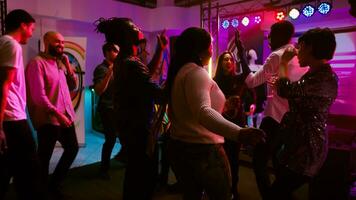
[269,166,310,200]
[0,120,45,200]
[223,139,241,200]
[98,107,120,171]
[252,116,282,200]
[122,125,157,200]
[37,124,78,189]
[167,139,232,200]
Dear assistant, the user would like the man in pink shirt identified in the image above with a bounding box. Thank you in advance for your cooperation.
[26,31,79,199]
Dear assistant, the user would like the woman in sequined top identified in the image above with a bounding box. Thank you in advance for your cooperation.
[271,28,338,199]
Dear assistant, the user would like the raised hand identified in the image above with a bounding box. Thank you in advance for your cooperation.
[281,46,297,64]
[157,29,168,50]
[237,127,266,146]
[234,30,245,58]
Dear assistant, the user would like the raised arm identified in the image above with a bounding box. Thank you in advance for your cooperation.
[60,55,78,91]
[147,30,168,76]
[235,30,251,79]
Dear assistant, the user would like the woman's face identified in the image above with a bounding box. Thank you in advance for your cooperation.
[297,42,312,67]
[222,53,235,74]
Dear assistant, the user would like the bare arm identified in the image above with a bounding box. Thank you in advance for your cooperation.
[147,30,168,75]
[0,67,16,154]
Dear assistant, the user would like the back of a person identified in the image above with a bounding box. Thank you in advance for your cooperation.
[115,57,155,128]
[170,63,225,144]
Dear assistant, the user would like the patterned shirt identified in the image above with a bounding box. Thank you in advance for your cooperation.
[276,64,338,177]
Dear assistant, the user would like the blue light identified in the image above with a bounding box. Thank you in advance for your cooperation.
[318,2,331,15]
[231,19,239,28]
[222,20,230,29]
[302,5,315,17]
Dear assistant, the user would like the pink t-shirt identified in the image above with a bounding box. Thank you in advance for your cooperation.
[0,35,27,121]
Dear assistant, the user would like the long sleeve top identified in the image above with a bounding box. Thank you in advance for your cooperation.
[245,44,309,123]
[26,53,77,129]
[276,64,338,177]
[114,56,162,130]
[170,63,242,144]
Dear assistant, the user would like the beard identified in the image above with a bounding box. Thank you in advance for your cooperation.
[48,45,63,57]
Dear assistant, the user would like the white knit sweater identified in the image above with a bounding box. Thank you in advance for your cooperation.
[170,62,242,144]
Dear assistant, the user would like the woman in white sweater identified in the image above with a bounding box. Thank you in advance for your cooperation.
[165,27,265,200]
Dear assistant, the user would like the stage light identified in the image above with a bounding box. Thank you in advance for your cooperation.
[302,5,315,17]
[254,16,262,24]
[289,8,300,19]
[242,17,250,26]
[318,2,332,15]
[231,19,239,28]
[222,19,230,29]
[276,11,286,21]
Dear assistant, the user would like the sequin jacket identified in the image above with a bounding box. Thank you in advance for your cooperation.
[276,64,338,177]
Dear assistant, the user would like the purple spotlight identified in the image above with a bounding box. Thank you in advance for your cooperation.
[254,16,262,24]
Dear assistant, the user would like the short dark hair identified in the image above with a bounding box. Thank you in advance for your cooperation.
[5,9,35,33]
[269,20,294,50]
[102,43,118,57]
[298,28,336,60]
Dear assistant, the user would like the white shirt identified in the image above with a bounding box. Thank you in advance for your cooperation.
[170,63,242,144]
[0,35,27,121]
[245,44,308,123]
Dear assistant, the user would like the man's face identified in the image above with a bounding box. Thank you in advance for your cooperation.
[47,33,65,57]
[106,47,119,62]
[20,22,35,45]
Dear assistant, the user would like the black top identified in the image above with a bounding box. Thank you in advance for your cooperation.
[93,60,115,109]
[114,56,161,130]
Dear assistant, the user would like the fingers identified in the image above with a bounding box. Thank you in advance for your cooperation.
[160,29,167,36]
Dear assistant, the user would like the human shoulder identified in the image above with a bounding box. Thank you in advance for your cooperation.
[0,35,20,50]
[94,61,109,73]
[184,63,211,84]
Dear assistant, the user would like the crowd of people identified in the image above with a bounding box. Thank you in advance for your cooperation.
[0,8,338,200]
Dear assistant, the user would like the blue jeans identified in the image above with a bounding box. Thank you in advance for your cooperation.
[167,139,232,200]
